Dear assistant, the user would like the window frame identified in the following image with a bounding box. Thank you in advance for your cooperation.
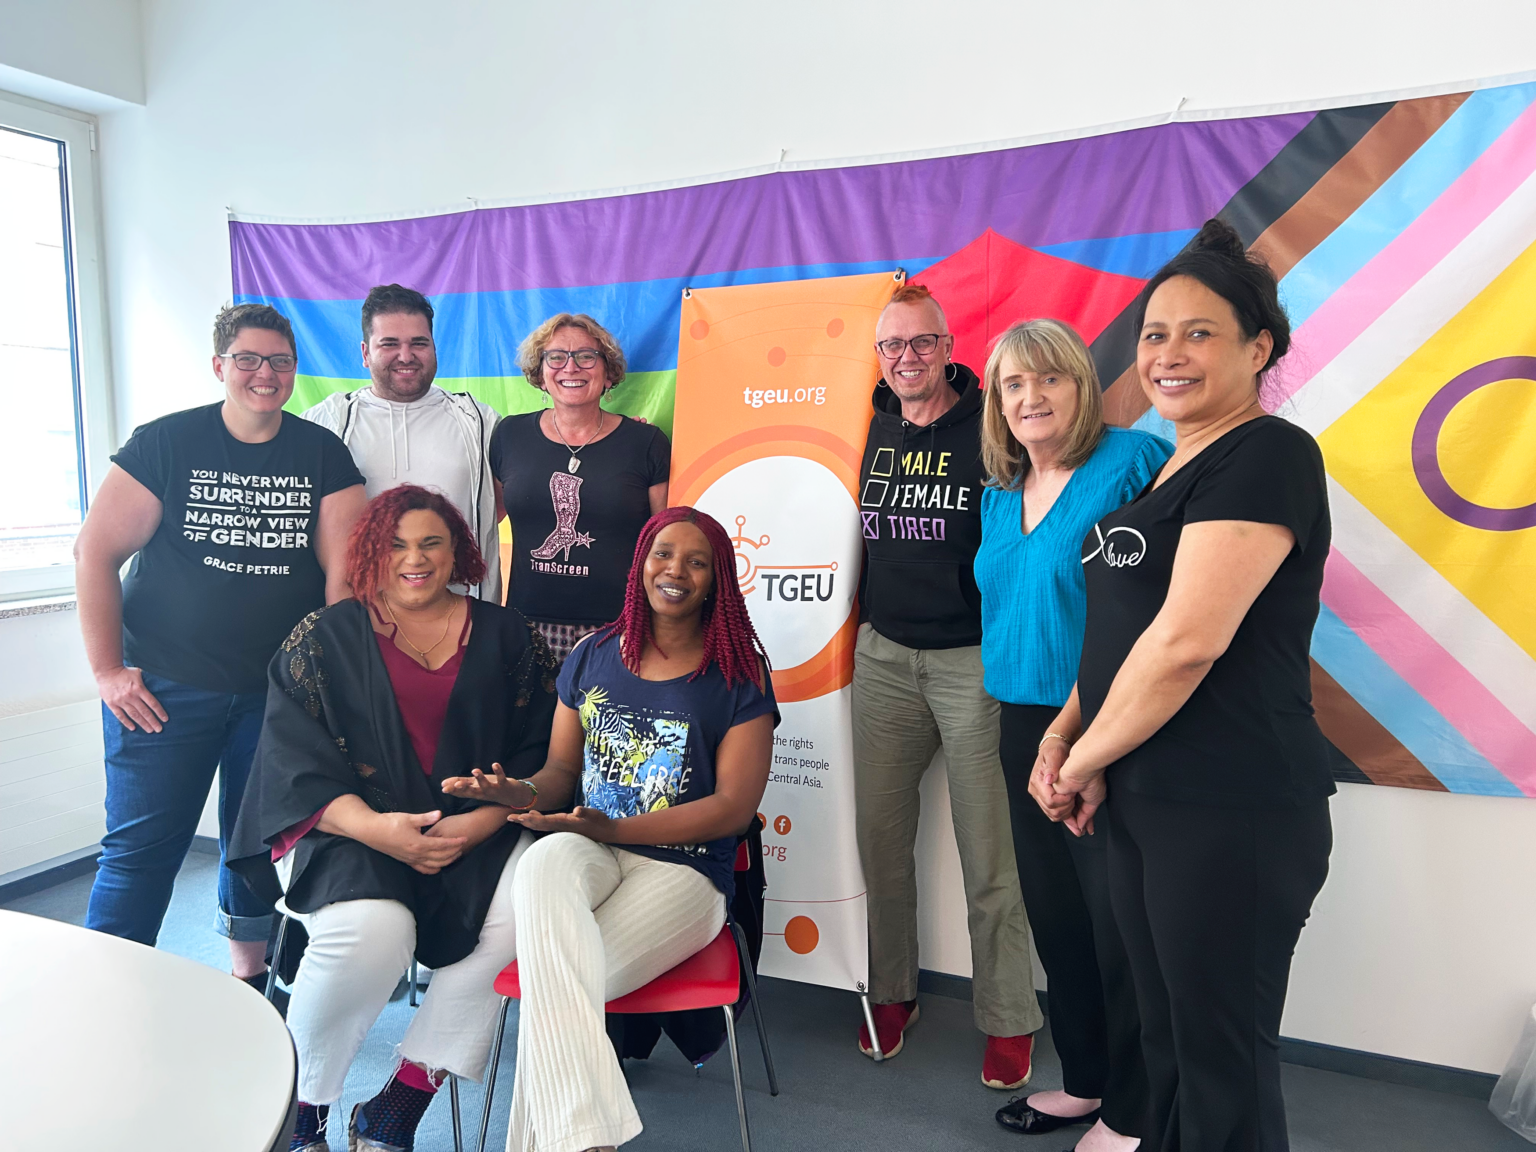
[0,91,114,601]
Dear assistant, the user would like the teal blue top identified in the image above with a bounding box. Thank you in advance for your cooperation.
[975,426,1174,708]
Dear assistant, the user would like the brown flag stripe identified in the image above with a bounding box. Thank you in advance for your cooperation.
[1311,660,1447,791]
[1098,94,1467,426]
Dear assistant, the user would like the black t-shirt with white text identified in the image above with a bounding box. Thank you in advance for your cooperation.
[1076,416,1336,808]
[490,413,670,627]
[113,404,364,694]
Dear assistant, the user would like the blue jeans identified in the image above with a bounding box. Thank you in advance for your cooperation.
[86,671,274,945]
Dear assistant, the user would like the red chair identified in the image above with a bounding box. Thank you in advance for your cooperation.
[477,919,778,1152]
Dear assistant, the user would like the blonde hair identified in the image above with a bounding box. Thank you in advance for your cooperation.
[981,319,1105,490]
[518,313,627,391]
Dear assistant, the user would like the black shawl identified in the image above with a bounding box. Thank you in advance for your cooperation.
[229,597,558,968]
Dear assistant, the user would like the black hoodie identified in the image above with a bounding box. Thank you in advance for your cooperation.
[857,363,986,650]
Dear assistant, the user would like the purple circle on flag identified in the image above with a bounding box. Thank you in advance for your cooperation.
[1411,356,1536,532]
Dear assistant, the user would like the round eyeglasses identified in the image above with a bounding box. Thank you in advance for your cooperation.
[542,349,602,370]
[221,352,297,372]
[874,334,944,358]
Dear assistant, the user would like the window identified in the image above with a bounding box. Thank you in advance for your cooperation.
[0,94,111,600]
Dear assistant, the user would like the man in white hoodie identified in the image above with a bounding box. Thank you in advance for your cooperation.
[303,284,503,601]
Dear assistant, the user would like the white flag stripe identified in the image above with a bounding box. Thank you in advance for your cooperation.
[1326,478,1536,733]
[1284,164,1536,437]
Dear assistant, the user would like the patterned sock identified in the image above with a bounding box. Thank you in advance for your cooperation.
[354,1063,439,1150]
[289,1102,329,1150]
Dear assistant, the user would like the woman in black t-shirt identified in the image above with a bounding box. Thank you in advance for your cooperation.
[490,313,670,661]
[1030,220,1334,1152]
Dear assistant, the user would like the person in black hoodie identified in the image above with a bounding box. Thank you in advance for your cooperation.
[852,282,1042,1090]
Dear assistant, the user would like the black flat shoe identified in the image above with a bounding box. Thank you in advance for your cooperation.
[994,1096,1101,1135]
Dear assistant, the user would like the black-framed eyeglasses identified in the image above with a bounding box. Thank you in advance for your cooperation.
[221,352,297,372]
[874,334,945,358]
[542,349,602,369]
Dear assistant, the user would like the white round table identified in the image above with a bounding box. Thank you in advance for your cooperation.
[0,910,296,1150]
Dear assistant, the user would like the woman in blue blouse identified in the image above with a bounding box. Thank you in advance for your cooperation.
[975,319,1171,1151]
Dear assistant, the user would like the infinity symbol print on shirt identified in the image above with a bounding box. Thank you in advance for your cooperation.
[1081,524,1148,568]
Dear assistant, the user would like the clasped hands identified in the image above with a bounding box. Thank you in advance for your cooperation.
[365,809,472,875]
[1028,740,1106,837]
[440,763,618,843]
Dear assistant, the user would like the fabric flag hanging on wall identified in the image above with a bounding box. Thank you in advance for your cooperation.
[231,76,1536,804]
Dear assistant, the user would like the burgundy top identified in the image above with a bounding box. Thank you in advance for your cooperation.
[374,611,471,778]
[270,607,470,860]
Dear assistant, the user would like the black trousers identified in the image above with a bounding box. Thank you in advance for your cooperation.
[999,704,1148,1137]
[1107,787,1331,1152]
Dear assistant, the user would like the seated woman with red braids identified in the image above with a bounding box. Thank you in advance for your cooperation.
[229,484,558,1152]
[441,506,777,1152]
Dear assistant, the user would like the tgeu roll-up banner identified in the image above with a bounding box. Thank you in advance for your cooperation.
[669,271,902,992]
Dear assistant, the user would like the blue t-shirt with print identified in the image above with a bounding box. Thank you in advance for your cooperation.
[556,634,780,897]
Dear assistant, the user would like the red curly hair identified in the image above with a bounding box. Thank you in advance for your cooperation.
[596,506,770,691]
[344,484,486,604]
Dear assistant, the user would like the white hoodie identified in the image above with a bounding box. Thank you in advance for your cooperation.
[302,386,502,602]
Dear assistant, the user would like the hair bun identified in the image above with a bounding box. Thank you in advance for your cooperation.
[1190,218,1247,259]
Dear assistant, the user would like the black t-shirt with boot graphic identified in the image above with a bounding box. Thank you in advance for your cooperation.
[491,413,669,626]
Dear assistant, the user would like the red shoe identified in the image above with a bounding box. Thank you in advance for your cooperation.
[983,1032,1034,1089]
[858,999,920,1060]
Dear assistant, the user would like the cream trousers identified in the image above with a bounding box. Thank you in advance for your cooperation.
[286,833,533,1105]
[505,833,726,1152]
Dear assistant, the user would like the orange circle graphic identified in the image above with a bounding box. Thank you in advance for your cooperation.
[826,317,845,338]
[689,319,709,340]
[766,346,787,367]
[784,916,819,955]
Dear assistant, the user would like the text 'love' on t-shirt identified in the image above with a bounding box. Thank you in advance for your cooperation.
[113,404,363,694]
[555,633,779,898]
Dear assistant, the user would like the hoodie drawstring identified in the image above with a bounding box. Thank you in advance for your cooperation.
[385,400,413,479]
[388,402,398,480]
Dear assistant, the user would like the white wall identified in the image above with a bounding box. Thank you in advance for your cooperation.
[0,0,144,109]
[5,0,1536,1072]
[0,609,96,718]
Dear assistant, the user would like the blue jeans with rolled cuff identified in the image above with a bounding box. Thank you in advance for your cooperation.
[86,670,274,946]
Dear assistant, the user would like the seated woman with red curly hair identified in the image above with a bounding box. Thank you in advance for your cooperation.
[230,484,558,1152]
[441,506,777,1152]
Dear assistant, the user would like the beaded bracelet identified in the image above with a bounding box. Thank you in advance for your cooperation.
[1038,732,1072,751]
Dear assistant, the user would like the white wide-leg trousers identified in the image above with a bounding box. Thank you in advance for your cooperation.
[505,833,726,1152]
[287,832,534,1105]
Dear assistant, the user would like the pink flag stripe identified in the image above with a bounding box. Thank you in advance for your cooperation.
[1275,97,1536,408]
[1321,548,1536,795]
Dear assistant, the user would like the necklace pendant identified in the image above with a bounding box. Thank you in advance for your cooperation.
[567,456,581,474]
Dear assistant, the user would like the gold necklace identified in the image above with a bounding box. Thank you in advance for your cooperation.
[380,594,458,662]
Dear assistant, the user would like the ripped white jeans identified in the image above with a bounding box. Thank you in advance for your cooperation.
[286,833,532,1105]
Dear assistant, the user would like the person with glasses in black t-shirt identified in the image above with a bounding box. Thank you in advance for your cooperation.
[1033,220,1334,1152]
[74,303,367,1000]
[489,313,669,662]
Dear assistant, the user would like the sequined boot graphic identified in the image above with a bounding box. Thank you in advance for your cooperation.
[531,471,595,563]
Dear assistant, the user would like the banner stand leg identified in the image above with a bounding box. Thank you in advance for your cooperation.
[859,993,885,1062]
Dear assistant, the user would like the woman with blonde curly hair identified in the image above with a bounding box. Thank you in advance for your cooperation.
[490,313,670,662]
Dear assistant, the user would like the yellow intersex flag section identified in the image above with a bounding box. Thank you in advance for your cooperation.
[1320,235,1536,658]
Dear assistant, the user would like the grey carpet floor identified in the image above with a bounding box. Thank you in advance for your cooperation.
[5,850,1526,1151]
